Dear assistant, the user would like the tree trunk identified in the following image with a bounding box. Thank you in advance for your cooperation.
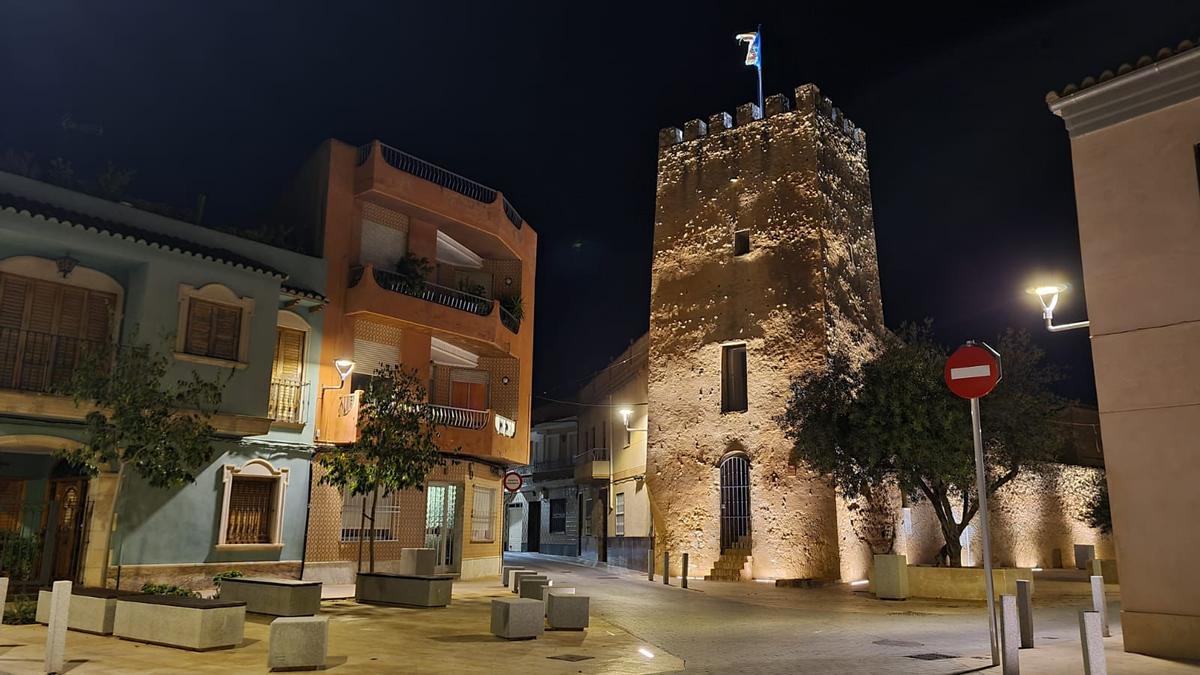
[368,486,379,573]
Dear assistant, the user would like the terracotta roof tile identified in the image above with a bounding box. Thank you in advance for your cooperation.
[1046,37,1198,103]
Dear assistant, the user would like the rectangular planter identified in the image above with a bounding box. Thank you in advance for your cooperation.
[218,577,322,616]
[36,587,145,635]
[355,572,453,608]
[871,554,909,600]
[907,566,1033,601]
[113,596,246,651]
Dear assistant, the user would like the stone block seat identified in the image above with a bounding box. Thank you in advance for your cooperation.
[501,565,527,587]
[36,587,145,635]
[355,572,453,608]
[113,595,246,651]
[219,577,322,617]
[511,570,538,593]
[490,598,544,640]
[269,615,328,672]
[546,592,589,631]
[519,576,552,600]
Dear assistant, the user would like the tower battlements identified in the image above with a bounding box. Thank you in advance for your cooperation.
[658,84,866,149]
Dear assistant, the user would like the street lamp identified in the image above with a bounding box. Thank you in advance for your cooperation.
[1027,283,1089,333]
[334,358,356,383]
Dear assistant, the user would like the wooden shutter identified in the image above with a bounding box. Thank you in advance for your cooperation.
[272,327,305,381]
[210,305,241,360]
[186,300,213,355]
[82,292,114,341]
[0,275,28,329]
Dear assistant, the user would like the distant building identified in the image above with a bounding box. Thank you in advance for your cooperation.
[289,140,537,582]
[1047,38,1200,660]
[506,416,578,555]
[0,170,325,590]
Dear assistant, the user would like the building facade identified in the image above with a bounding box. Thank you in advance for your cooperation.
[1047,40,1200,659]
[0,170,326,590]
[506,416,578,556]
[647,85,886,581]
[293,140,537,582]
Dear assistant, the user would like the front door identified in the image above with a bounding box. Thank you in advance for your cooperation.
[424,483,460,574]
[719,455,752,551]
[48,478,87,581]
[526,501,541,552]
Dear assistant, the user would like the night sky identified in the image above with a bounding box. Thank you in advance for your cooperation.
[3,1,1198,403]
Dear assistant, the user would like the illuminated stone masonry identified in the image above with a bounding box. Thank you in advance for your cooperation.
[647,84,885,581]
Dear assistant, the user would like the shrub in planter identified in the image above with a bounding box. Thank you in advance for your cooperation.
[3,599,37,625]
[212,570,245,587]
[498,293,523,331]
[140,583,198,598]
[0,531,40,579]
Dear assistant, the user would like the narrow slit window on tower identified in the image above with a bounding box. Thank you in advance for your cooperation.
[733,229,751,256]
[721,343,748,413]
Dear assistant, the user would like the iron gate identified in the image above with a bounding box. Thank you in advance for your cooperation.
[719,455,751,551]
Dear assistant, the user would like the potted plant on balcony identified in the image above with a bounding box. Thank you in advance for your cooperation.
[498,293,523,332]
[319,365,452,599]
[388,254,431,294]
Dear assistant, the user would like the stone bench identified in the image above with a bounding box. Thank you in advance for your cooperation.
[547,592,589,631]
[511,570,538,593]
[490,598,544,640]
[519,576,552,600]
[36,587,145,635]
[219,577,322,617]
[114,595,246,651]
[355,572,453,608]
[269,615,328,671]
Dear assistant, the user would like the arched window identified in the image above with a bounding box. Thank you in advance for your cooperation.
[269,311,310,424]
[217,459,289,549]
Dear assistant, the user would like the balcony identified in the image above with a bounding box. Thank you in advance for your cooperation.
[346,264,521,356]
[268,379,309,426]
[574,448,611,483]
[318,395,524,464]
[518,454,576,480]
[0,327,106,394]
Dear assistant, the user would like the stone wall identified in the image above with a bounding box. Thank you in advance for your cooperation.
[647,84,884,580]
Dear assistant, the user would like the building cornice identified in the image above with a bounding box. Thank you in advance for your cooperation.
[1048,45,1200,137]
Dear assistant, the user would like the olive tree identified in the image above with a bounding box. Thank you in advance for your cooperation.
[782,325,1064,566]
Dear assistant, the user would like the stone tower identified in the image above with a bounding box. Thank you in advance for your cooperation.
[646,84,885,581]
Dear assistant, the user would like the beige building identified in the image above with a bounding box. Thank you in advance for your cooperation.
[647,85,886,581]
[1047,39,1200,659]
[576,335,652,571]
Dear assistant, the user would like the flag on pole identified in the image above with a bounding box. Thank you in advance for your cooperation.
[735,31,761,68]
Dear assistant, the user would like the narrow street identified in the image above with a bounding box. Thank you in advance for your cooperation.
[506,553,1195,674]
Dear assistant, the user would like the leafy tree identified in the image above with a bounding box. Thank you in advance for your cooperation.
[60,339,227,506]
[1083,470,1112,534]
[782,324,1064,566]
[319,364,447,572]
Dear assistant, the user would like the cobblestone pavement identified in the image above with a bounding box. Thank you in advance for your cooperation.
[507,552,1200,675]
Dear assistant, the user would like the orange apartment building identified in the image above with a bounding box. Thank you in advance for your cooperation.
[290,140,536,582]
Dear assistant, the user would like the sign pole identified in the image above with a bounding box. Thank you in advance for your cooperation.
[972,395,999,667]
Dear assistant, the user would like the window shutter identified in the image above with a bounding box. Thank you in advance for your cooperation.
[83,292,114,342]
[0,275,29,329]
[273,327,305,381]
[56,287,86,338]
[25,281,57,334]
[211,305,241,360]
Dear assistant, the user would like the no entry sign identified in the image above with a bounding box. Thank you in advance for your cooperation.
[944,342,1002,400]
[503,470,524,493]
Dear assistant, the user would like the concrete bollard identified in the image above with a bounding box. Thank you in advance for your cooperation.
[999,594,1019,674]
[45,580,71,674]
[663,552,669,586]
[648,547,654,582]
[1079,610,1107,675]
[0,577,8,624]
[1089,575,1109,637]
[1016,579,1034,649]
[682,553,689,589]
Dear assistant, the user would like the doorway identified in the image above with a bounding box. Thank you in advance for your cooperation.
[424,483,461,574]
[719,454,751,551]
[598,488,608,563]
[526,501,541,552]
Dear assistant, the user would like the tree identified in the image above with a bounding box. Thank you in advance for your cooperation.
[318,364,447,572]
[782,324,1064,566]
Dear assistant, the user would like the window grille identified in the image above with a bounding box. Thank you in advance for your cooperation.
[340,490,398,542]
[225,477,274,544]
[614,492,625,537]
[471,486,496,542]
[583,498,593,536]
[549,499,567,534]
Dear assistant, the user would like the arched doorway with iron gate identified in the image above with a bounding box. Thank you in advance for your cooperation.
[718,453,751,551]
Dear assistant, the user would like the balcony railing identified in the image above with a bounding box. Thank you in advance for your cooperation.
[494,413,516,438]
[357,142,524,229]
[365,266,495,317]
[428,404,489,430]
[575,447,610,464]
[268,379,308,425]
[0,327,107,394]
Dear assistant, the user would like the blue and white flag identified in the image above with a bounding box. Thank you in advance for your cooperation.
[735,31,761,68]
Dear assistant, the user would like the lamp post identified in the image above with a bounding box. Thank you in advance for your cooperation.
[1027,283,1089,333]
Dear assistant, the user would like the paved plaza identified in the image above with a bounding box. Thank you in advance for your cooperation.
[2,556,1199,673]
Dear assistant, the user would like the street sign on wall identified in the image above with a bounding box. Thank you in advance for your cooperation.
[503,471,524,493]
[944,342,1002,400]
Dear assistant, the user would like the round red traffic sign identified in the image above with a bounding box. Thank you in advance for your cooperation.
[944,342,1002,399]
[503,470,523,493]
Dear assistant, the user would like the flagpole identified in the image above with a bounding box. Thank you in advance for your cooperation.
[756,24,763,111]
